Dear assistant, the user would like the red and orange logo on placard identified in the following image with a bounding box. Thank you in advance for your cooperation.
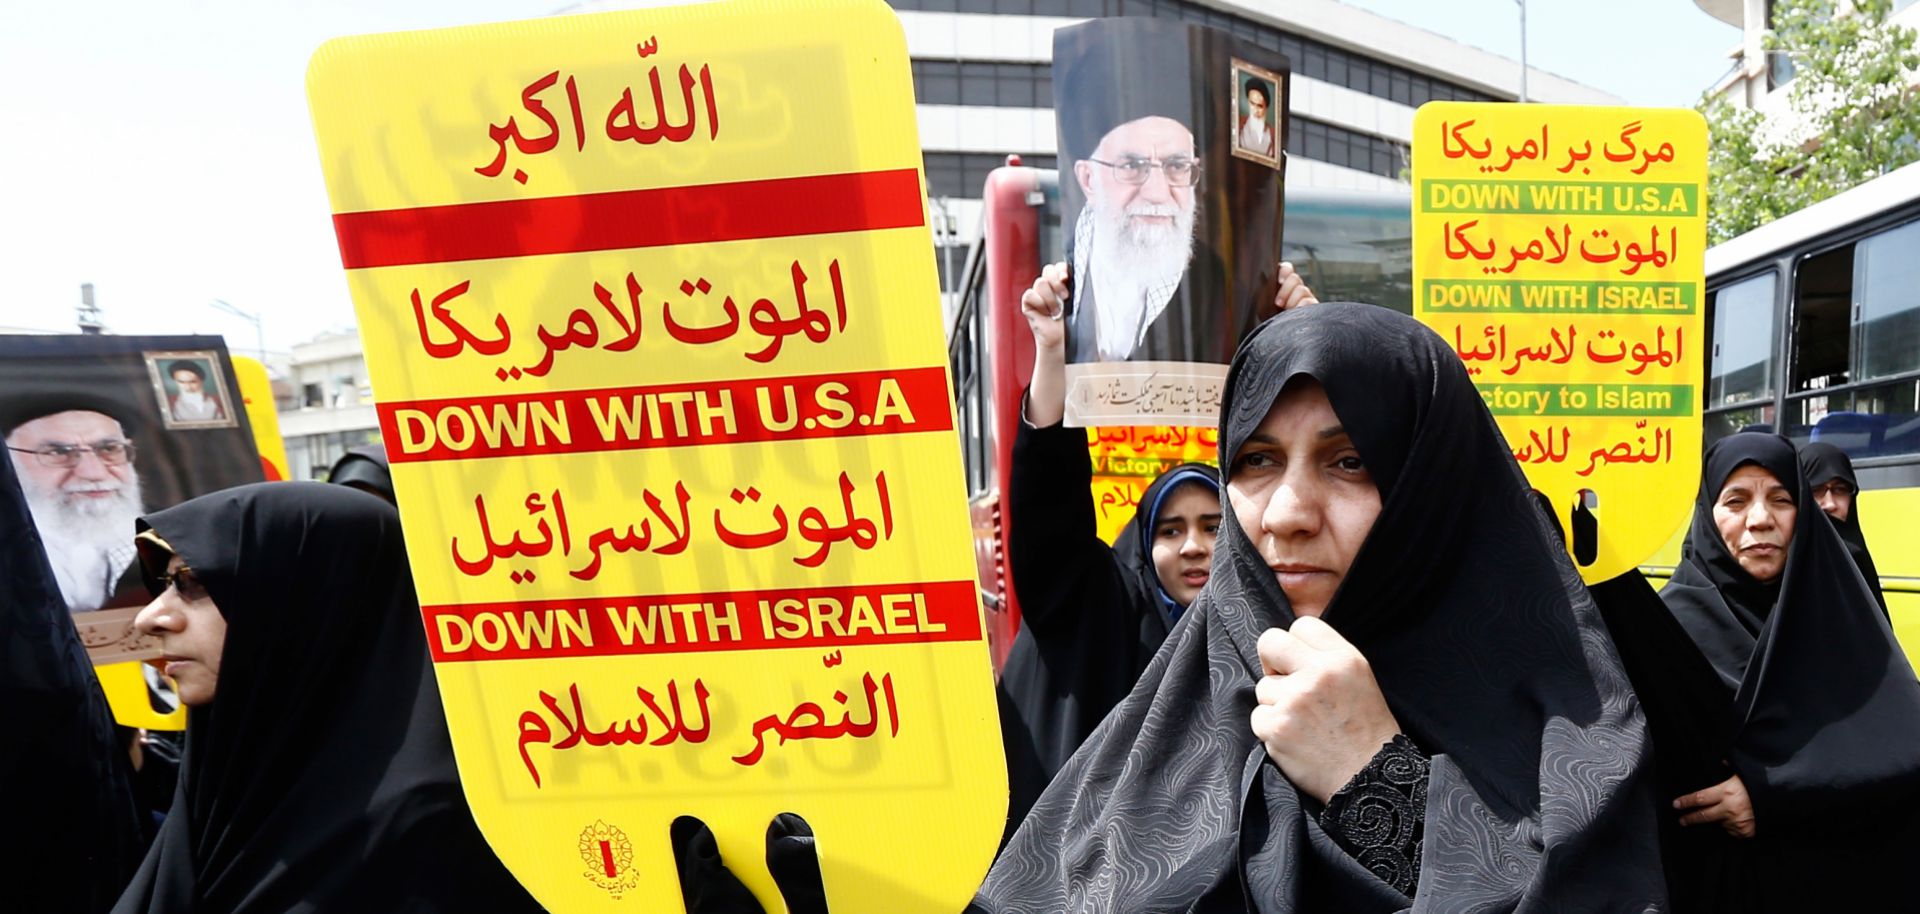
[307,2,1004,910]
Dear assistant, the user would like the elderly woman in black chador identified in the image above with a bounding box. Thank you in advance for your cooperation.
[1798,440,1886,614]
[114,483,542,913]
[972,303,1663,912]
[1608,432,1920,912]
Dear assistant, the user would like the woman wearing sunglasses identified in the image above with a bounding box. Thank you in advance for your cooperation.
[118,482,541,914]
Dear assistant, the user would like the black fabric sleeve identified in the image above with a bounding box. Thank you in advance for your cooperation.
[2,454,147,912]
[1007,407,1130,638]
[1317,734,1430,898]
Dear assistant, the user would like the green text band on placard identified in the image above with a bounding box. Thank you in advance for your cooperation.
[1424,279,1697,314]
[1421,180,1700,217]
[1478,383,1694,416]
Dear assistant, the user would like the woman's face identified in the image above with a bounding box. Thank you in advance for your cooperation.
[1226,379,1382,618]
[134,555,227,706]
[1713,464,1796,583]
[1149,482,1221,607]
[1812,477,1854,522]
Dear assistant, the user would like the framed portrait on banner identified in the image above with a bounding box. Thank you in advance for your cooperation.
[1230,59,1283,168]
[144,350,236,430]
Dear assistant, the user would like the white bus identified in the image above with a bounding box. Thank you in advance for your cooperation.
[1647,159,1920,651]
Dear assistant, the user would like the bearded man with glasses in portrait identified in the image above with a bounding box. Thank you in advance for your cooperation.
[4,397,147,613]
[1065,113,1211,364]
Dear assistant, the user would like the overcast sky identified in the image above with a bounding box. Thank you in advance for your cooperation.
[1344,0,1740,107]
[0,0,1740,353]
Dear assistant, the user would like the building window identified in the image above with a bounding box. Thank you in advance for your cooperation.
[914,60,960,104]
[923,151,1057,197]
[1274,116,1400,179]
[1025,0,1106,13]
[924,154,964,199]
[1766,50,1796,91]
[960,67,996,105]
[934,242,968,291]
[1302,44,1326,81]
[1762,0,1798,91]
[998,62,1041,106]
[912,59,1053,108]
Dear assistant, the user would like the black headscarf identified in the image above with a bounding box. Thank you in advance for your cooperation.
[996,440,1219,848]
[1658,435,1797,690]
[1112,463,1220,623]
[1660,433,1920,824]
[326,444,393,503]
[1798,441,1886,615]
[111,483,541,913]
[2,439,145,913]
[975,303,1661,912]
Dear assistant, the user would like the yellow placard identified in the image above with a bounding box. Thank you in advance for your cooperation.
[306,2,1003,910]
[231,356,290,481]
[1087,425,1218,544]
[1412,103,1705,583]
[98,660,185,731]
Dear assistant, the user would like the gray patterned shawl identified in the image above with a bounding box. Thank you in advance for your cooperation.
[974,303,1664,913]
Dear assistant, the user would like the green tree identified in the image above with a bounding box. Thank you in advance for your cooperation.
[1701,0,1920,244]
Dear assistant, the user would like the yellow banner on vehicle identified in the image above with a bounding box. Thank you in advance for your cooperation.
[306,2,1003,910]
[1413,103,1706,583]
[231,356,290,481]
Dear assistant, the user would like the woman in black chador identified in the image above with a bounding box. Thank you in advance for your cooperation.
[1617,433,1920,912]
[1798,440,1886,614]
[973,303,1662,912]
[113,483,543,913]
[995,262,1316,845]
[995,443,1217,844]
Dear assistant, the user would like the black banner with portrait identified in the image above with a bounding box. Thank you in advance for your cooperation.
[0,334,265,616]
[1054,17,1289,426]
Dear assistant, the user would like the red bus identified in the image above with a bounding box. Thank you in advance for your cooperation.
[947,158,1412,667]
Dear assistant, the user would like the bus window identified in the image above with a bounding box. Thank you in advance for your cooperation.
[973,293,996,492]
[1707,272,1779,443]
[1780,218,1920,458]
[1855,219,1920,382]
[1038,179,1065,264]
[950,267,993,495]
[1790,244,1852,392]
[1279,197,1414,313]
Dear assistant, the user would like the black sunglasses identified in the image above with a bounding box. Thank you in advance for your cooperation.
[162,565,209,602]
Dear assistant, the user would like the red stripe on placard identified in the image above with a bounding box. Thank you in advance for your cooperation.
[420,580,981,662]
[331,170,926,269]
[377,366,952,463]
